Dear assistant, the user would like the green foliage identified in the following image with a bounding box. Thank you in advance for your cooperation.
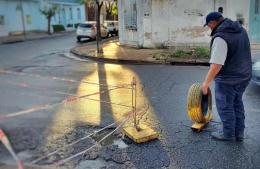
[52,24,65,32]
[40,5,59,34]
[194,47,210,58]
[170,47,209,58]
[172,49,192,58]
[111,2,118,16]
[152,46,210,61]
[40,5,59,19]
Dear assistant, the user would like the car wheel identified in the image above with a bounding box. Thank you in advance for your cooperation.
[77,37,81,42]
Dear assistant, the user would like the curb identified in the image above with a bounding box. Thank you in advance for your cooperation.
[71,47,210,66]
[70,49,166,65]
[0,31,74,45]
[169,61,210,66]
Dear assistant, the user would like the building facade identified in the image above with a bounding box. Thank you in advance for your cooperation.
[118,0,258,48]
[0,0,86,37]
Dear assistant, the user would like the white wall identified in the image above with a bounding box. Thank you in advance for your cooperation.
[119,0,251,48]
[149,0,213,47]
[118,0,214,48]
[118,0,143,47]
[225,0,250,30]
[0,0,10,36]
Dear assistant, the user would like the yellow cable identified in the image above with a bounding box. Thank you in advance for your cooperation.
[187,83,212,124]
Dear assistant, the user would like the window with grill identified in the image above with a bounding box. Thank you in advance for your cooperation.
[26,15,32,24]
[77,8,81,20]
[124,0,137,30]
[69,8,73,20]
[256,0,259,14]
[0,15,4,25]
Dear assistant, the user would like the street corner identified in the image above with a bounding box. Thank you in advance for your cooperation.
[69,37,168,65]
[71,46,96,59]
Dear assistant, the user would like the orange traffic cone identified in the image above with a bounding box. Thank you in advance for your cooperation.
[0,129,24,169]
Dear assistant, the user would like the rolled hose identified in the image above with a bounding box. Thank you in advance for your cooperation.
[187,83,212,123]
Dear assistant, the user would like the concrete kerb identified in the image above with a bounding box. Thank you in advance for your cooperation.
[70,48,166,65]
[0,31,75,45]
[70,47,210,66]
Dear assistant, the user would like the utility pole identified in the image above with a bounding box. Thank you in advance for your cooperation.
[19,0,26,39]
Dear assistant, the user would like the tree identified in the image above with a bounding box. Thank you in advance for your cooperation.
[80,0,116,53]
[104,0,117,20]
[40,5,59,34]
[111,1,118,17]
[94,0,104,53]
[80,0,104,53]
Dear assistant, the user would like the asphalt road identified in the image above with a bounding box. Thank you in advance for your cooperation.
[0,34,260,169]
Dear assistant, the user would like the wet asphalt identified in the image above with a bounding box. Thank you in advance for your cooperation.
[0,34,260,169]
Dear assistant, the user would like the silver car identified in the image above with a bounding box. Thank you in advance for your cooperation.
[104,21,118,36]
[76,22,109,42]
[252,60,260,85]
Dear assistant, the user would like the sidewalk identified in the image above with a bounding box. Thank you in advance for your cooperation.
[0,31,74,44]
[72,40,260,65]
[71,39,211,65]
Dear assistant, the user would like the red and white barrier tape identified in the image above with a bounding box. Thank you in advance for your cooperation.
[0,129,24,169]
[31,122,116,164]
[32,107,144,166]
[0,86,122,120]
[1,80,132,108]
[0,69,131,89]
[55,114,131,166]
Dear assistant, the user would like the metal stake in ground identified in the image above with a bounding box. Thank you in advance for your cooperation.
[132,77,140,131]
[123,77,159,143]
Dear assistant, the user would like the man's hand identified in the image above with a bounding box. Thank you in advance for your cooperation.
[202,82,209,95]
[202,63,222,95]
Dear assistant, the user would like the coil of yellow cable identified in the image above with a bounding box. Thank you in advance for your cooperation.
[187,83,212,123]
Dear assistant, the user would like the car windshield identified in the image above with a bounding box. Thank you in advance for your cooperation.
[79,23,93,28]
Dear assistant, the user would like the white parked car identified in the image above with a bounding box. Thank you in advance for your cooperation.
[252,60,260,85]
[76,22,109,42]
[104,21,118,36]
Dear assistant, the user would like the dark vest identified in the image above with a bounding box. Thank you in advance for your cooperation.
[210,19,252,85]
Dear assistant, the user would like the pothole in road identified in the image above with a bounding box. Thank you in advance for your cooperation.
[26,126,127,167]
[90,128,128,148]
[91,129,119,146]
[75,159,106,169]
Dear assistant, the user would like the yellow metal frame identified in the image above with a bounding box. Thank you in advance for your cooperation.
[122,77,159,143]
[191,113,213,131]
[123,124,159,143]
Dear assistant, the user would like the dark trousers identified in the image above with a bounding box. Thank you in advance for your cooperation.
[215,81,249,138]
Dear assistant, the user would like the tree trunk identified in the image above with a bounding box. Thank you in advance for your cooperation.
[96,1,103,54]
[105,3,113,20]
[47,18,51,35]
[106,12,113,20]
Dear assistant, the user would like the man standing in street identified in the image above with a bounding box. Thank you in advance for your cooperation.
[202,12,252,141]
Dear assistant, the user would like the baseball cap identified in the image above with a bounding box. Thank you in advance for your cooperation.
[204,12,223,27]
